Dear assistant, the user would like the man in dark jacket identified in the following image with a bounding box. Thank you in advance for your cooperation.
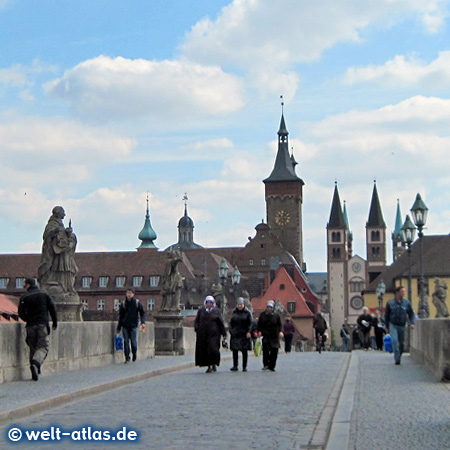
[357,307,372,350]
[18,278,57,381]
[257,300,283,372]
[117,288,146,363]
[385,286,415,365]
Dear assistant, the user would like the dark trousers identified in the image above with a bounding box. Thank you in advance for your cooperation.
[262,340,279,370]
[284,334,293,353]
[359,330,371,349]
[122,326,138,361]
[232,349,248,369]
[25,324,49,368]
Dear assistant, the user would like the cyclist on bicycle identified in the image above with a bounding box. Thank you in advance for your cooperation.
[313,312,328,352]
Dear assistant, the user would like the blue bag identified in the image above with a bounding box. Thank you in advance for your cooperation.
[384,334,392,353]
[115,334,123,351]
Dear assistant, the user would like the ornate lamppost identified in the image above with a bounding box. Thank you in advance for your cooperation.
[218,258,229,316]
[376,280,386,314]
[401,214,416,302]
[410,193,429,318]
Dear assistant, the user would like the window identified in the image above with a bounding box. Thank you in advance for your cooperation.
[147,298,155,311]
[260,243,265,249]
[0,278,8,289]
[287,302,296,313]
[280,284,285,290]
[371,230,380,242]
[261,258,266,266]
[114,299,121,311]
[97,299,105,311]
[116,276,126,288]
[133,276,142,288]
[150,276,160,287]
[249,259,254,266]
[81,299,89,311]
[332,248,341,259]
[331,231,341,243]
[16,278,25,289]
[350,281,364,293]
[371,247,380,258]
[82,277,91,288]
[99,277,108,288]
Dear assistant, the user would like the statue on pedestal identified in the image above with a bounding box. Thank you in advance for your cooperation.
[38,206,81,321]
[160,252,183,312]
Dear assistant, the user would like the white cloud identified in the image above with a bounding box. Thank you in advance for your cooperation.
[344,51,450,89]
[182,0,447,70]
[45,56,244,123]
[0,115,136,187]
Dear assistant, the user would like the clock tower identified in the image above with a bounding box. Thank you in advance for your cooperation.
[263,110,304,267]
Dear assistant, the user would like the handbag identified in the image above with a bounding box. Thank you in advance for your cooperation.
[254,337,262,357]
[115,333,123,351]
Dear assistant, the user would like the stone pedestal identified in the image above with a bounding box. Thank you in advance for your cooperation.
[46,283,83,321]
[154,312,184,355]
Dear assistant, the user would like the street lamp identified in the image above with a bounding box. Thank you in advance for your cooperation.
[231,265,241,308]
[401,214,416,302]
[218,258,229,315]
[410,193,429,318]
[376,280,386,313]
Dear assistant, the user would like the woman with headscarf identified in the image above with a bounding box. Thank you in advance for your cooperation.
[194,295,227,373]
[229,297,253,372]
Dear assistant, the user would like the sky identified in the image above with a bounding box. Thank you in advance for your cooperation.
[1,0,449,272]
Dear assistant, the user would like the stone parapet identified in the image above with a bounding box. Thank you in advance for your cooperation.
[0,322,155,383]
[410,318,450,381]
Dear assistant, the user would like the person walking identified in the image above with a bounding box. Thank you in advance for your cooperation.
[384,286,416,365]
[18,278,58,381]
[340,324,351,351]
[283,317,295,353]
[194,295,227,373]
[257,300,283,372]
[229,297,253,372]
[117,288,146,363]
[313,312,328,352]
[372,308,386,351]
[357,307,372,350]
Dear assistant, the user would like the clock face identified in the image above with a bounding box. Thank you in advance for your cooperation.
[275,210,290,226]
[352,262,361,273]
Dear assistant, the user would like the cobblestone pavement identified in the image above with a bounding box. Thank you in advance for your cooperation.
[347,350,450,450]
[1,352,349,450]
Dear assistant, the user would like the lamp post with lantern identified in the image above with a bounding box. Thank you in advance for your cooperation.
[376,280,386,315]
[401,214,416,303]
[410,193,429,318]
[218,258,229,316]
[231,265,241,304]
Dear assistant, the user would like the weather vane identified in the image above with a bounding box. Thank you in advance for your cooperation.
[182,192,188,206]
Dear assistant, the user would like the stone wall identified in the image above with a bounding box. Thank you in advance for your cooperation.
[0,322,155,384]
[410,318,450,382]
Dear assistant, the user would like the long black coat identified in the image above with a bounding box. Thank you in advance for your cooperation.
[229,307,252,351]
[194,307,226,367]
[257,310,282,348]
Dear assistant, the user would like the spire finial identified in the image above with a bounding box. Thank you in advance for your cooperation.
[182,192,188,215]
[146,191,149,214]
[280,95,284,114]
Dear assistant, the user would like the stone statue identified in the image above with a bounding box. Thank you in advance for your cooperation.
[432,278,449,318]
[160,252,183,312]
[37,206,81,321]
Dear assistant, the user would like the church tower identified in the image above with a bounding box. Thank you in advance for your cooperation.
[326,182,350,341]
[366,181,387,283]
[263,106,305,267]
[392,199,405,262]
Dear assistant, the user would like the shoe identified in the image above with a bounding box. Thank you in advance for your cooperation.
[212,365,217,372]
[395,361,401,365]
[206,366,212,373]
[242,368,247,372]
[230,367,238,371]
[262,367,269,371]
[124,359,130,364]
[269,368,276,372]
[30,364,39,381]
[132,354,137,362]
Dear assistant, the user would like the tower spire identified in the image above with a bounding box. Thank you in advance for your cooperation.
[138,192,157,249]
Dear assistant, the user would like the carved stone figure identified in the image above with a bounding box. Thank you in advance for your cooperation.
[432,278,449,318]
[160,252,183,312]
[37,206,81,321]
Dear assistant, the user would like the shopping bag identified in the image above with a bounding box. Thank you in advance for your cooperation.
[254,337,262,357]
[115,333,123,351]
[384,334,392,353]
